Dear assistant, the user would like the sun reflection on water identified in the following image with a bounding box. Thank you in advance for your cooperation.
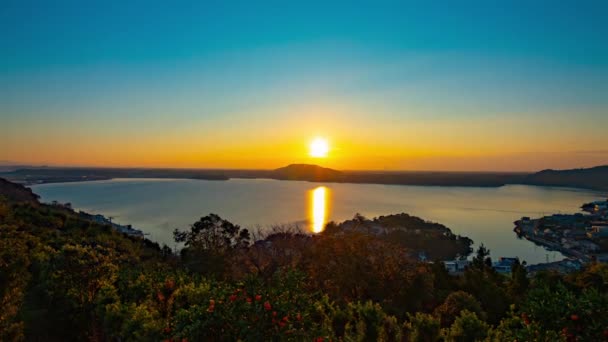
[310,186,329,233]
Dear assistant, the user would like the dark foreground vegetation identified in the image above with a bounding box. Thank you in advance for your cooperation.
[1,178,607,341]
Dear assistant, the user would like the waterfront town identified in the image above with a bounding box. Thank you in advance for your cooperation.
[440,198,608,276]
[49,200,145,238]
[511,198,608,274]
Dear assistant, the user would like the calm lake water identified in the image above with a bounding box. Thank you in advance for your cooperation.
[32,178,605,264]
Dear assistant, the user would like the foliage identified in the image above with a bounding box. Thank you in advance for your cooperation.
[1,180,608,341]
[403,312,441,342]
[174,214,250,277]
[433,291,485,327]
[444,310,490,342]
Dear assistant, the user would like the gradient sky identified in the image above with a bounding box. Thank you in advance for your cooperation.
[1,1,607,171]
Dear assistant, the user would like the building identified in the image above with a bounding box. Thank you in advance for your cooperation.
[443,259,470,274]
[587,224,608,238]
[492,257,519,274]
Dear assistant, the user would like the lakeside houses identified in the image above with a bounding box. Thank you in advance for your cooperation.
[442,259,470,274]
[587,223,608,238]
[492,257,519,274]
[78,211,145,237]
[526,258,584,274]
[441,257,521,275]
[582,199,608,215]
[48,200,145,237]
[514,197,608,272]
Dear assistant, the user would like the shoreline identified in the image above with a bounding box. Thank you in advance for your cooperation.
[4,165,607,192]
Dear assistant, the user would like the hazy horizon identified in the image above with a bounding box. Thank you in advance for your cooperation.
[2,2,607,171]
[2,159,605,174]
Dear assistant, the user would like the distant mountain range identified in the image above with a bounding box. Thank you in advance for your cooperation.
[1,163,607,191]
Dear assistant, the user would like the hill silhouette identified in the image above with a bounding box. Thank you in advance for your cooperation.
[523,165,608,191]
[272,164,343,181]
[0,177,39,203]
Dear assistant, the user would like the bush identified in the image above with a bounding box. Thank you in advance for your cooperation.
[433,291,485,327]
[444,310,490,342]
[403,312,441,342]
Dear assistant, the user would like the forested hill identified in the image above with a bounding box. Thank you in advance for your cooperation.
[523,165,608,191]
[272,164,343,181]
[0,177,39,203]
[1,178,608,341]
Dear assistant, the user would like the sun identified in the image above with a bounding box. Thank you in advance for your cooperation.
[309,137,329,158]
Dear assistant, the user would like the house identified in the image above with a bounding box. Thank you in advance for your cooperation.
[563,229,587,238]
[492,257,519,274]
[583,200,608,215]
[587,225,608,238]
[443,259,470,274]
[576,240,600,253]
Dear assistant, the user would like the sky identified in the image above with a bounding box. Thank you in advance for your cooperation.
[1,1,607,171]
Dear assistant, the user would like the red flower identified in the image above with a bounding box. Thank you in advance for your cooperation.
[279,321,286,328]
[229,294,237,302]
[570,314,579,321]
[264,301,272,311]
[315,338,324,342]
[207,299,215,313]
[296,313,302,321]
[255,294,262,301]
[246,297,252,304]
[272,311,277,317]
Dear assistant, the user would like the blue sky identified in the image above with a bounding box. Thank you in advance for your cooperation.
[1,1,607,170]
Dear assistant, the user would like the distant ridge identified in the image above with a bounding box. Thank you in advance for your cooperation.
[272,164,342,181]
[4,164,608,191]
[523,165,608,191]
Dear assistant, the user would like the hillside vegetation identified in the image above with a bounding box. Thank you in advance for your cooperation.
[1,178,607,341]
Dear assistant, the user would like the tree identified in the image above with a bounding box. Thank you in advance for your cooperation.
[433,291,485,327]
[0,226,41,341]
[338,301,401,342]
[509,259,529,298]
[174,214,250,277]
[445,310,489,342]
[471,244,491,271]
[46,244,119,339]
[403,312,441,342]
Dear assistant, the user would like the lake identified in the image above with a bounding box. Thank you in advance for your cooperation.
[32,178,605,264]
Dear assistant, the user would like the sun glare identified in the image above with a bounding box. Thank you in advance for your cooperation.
[309,137,329,158]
